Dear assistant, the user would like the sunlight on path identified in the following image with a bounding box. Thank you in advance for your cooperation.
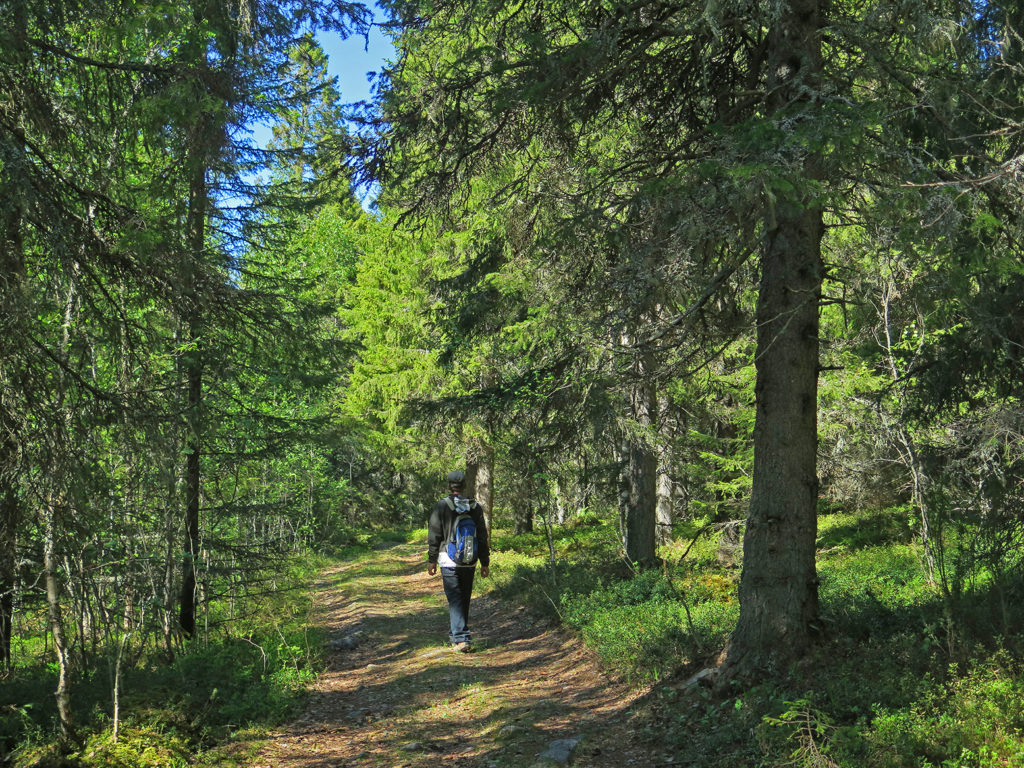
[251,542,650,768]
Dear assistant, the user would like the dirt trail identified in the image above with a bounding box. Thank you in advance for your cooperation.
[250,541,658,768]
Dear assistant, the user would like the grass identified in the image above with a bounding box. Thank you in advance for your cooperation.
[0,533,414,768]
[12,513,1024,768]
[486,507,1024,767]
[487,517,738,682]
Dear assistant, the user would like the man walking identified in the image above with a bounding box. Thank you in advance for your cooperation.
[427,470,490,652]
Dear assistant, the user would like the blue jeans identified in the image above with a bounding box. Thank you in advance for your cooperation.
[440,566,475,644]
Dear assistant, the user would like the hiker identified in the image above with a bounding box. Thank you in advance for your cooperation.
[427,470,490,652]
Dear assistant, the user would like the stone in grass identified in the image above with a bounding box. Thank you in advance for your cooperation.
[329,633,360,650]
[534,737,581,766]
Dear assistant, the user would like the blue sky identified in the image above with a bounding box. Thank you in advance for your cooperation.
[319,22,395,106]
[248,21,394,148]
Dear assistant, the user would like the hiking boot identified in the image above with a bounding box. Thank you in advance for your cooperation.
[453,641,472,653]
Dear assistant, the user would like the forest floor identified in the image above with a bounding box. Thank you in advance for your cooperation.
[246,541,663,768]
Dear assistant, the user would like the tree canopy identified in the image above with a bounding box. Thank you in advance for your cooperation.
[4,0,1024,759]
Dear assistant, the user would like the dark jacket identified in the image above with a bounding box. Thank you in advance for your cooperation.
[427,495,490,567]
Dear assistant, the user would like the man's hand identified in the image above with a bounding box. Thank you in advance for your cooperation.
[428,563,437,576]
[480,565,490,578]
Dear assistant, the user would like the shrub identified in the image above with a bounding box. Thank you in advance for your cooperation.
[561,569,737,682]
[852,654,1024,767]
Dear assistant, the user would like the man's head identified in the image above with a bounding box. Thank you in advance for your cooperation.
[447,470,465,496]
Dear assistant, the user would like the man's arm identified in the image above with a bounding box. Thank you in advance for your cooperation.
[426,501,444,573]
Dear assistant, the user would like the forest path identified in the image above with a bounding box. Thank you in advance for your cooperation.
[249,541,657,768]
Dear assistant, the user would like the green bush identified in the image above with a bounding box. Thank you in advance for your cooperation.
[75,726,192,768]
[561,569,737,682]
[854,654,1024,768]
[5,555,326,767]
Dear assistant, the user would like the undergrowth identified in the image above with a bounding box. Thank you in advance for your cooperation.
[488,507,1024,767]
[0,542,386,768]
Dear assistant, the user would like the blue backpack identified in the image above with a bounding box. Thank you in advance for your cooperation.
[445,496,478,565]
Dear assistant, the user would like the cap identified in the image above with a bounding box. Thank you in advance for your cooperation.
[447,470,466,484]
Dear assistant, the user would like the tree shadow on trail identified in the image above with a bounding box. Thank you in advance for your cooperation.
[265,542,651,768]
[310,630,644,768]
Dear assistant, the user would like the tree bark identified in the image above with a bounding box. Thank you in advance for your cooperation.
[43,501,74,739]
[179,353,202,638]
[619,436,657,566]
[721,0,825,681]
[619,344,658,566]
[465,436,494,532]
[0,477,16,672]
[178,109,208,639]
[512,480,534,534]
[42,272,80,740]
[656,449,674,545]
[0,383,20,673]
[0,104,26,674]
[475,447,494,532]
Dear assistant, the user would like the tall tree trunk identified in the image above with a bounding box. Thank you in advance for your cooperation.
[619,435,657,566]
[43,500,74,739]
[0,107,26,674]
[179,354,202,638]
[179,116,207,639]
[464,435,494,532]
[514,503,534,534]
[722,0,824,680]
[619,345,658,566]
[0,477,17,672]
[0,383,20,675]
[656,390,675,545]
[474,443,494,533]
[512,475,534,534]
[43,273,80,740]
[656,456,673,546]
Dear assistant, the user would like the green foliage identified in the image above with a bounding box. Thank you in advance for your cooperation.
[6,0,1024,765]
[489,514,738,682]
[486,505,1024,766]
[74,727,192,768]
[757,699,841,768]
[564,590,737,683]
[855,656,1024,768]
[3,557,325,767]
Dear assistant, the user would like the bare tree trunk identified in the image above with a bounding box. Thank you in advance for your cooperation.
[475,443,494,532]
[0,455,17,673]
[162,437,180,658]
[656,451,674,545]
[179,104,208,639]
[0,145,26,674]
[513,482,534,534]
[879,278,935,582]
[619,438,657,566]
[722,0,824,682]
[43,501,74,739]
[42,274,80,741]
[553,477,566,525]
[179,353,202,638]
[464,436,494,532]
[112,631,128,743]
[619,345,658,567]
